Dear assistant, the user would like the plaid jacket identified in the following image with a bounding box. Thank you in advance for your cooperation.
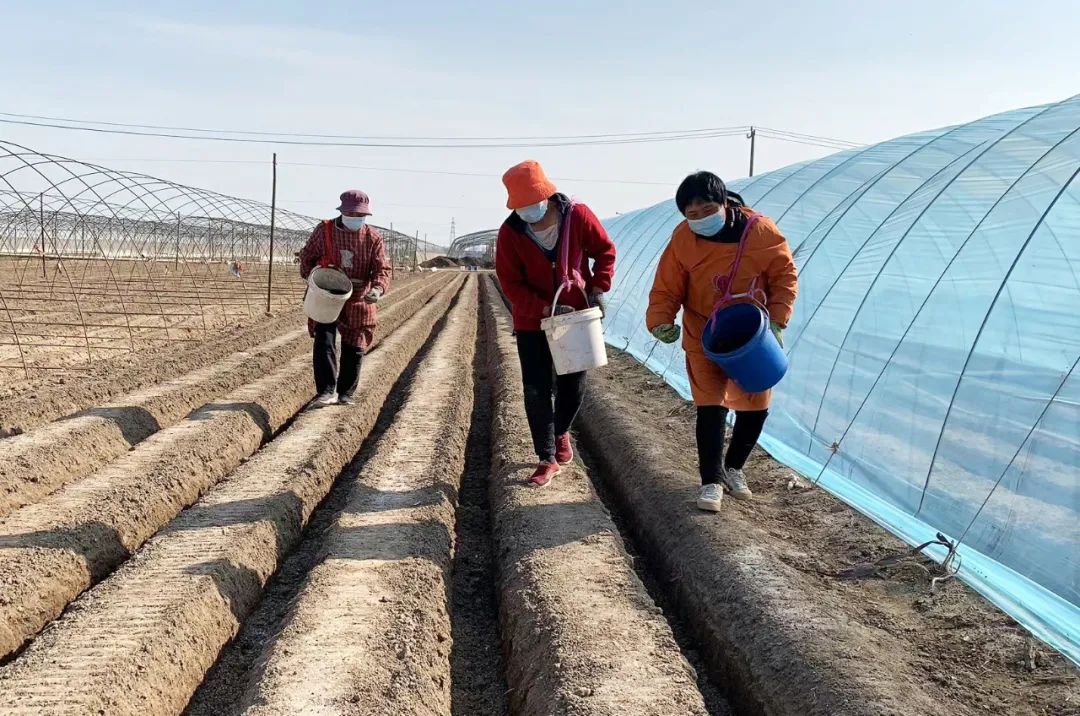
[299,219,391,348]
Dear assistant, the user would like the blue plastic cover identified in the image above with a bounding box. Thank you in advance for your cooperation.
[601,96,1080,665]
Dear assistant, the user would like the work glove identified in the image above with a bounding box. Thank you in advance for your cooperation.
[651,323,681,344]
[363,286,384,304]
[588,289,606,317]
[770,320,785,348]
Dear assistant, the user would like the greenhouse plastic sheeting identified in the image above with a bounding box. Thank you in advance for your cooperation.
[601,96,1080,665]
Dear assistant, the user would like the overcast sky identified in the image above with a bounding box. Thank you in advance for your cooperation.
[2,0,1077,242]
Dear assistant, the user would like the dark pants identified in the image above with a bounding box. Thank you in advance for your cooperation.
[696,406,768,485]
[313,322,364,398]
[515,330,587,463]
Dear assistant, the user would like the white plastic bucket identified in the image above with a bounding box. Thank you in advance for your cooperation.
[540,284,608,375]
[303,267,353,323]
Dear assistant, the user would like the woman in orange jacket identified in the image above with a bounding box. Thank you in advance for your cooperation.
[646,172,797,512]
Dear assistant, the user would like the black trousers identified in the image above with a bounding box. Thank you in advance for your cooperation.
[515,330,587,463]
[313,322,364,398]
[696,406,769,485]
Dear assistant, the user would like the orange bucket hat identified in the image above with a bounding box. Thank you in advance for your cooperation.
[502,160,557,210]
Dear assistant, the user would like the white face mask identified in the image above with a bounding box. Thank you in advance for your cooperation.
[516,200,549,224]
[341,215,366,231]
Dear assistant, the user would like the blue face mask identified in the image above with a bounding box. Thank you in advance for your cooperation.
[687,209,726,237]
[515,200,549,224]
[341,215,366,231]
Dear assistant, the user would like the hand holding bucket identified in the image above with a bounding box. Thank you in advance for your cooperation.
[700,212,789,393]
[302,221,353,323]
[540,283,608,376]
[702,300,787,393]
[537,198,609,375]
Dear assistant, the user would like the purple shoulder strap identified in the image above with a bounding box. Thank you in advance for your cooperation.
[557,200,577,290]
[712,212,761,305]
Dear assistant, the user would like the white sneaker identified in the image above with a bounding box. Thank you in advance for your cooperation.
[723,468,753,501]
[314,392,338,407]
[697,483,723,512]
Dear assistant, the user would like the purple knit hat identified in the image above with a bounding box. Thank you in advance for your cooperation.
[337,189,371,215]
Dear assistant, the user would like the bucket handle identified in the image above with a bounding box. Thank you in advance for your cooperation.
[706,293,772,331]
[711,212,765,313]
[549,281,591,317]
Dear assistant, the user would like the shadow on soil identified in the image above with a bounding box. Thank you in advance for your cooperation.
[0,520,131,582]
[190,402,273,440]
[341,483,458,516]
[167,490,309,573]
[497,499,613,555]
[75,405,162,446]
[329,520,451,563]
[184,558,266,623]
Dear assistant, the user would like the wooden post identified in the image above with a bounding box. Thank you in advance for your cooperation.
[413,230,419,272]
[266,152,277,314]
[39,193,46,278]
[389,221,395,280]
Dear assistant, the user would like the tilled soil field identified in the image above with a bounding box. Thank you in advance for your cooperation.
[0,272,427,435]
[0,258,312,386]
[0,274,1074,716]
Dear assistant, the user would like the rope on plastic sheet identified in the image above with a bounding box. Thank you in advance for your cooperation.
[827,532,960,593]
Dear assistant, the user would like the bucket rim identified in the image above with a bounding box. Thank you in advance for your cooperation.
[702,302,768,360]
[540,306,604,330]
[308,266,353,295]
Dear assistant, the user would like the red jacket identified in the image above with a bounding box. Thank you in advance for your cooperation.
[495,195,616,331]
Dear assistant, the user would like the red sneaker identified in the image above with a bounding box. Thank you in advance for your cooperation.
[555,433,574,464]
[530,461,560,487]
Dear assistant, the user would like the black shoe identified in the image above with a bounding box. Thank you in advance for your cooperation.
[338,394,356,406]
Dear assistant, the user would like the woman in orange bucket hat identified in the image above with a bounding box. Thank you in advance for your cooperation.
[495,160,617,487]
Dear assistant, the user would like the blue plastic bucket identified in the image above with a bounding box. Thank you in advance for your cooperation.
[701,302,788,393]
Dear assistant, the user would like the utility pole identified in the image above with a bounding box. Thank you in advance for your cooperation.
[389,221,395,280]
[413,230,419,272]
[747,126,757,177]
[266,152,277,313]
[175,212,181,269]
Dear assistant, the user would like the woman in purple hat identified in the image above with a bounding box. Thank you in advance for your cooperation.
[298,189,391,406]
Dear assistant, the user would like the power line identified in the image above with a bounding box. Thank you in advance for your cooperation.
[281,162,675,185]
[280,198,493,212]
[0,110,863,150]
[755,126,862,147]
[756,133,859,150]
[0,111,749,142]
[77,157,674,186]
[81,158,267,165]
[755,127,862,149]
[0,116,748,148]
